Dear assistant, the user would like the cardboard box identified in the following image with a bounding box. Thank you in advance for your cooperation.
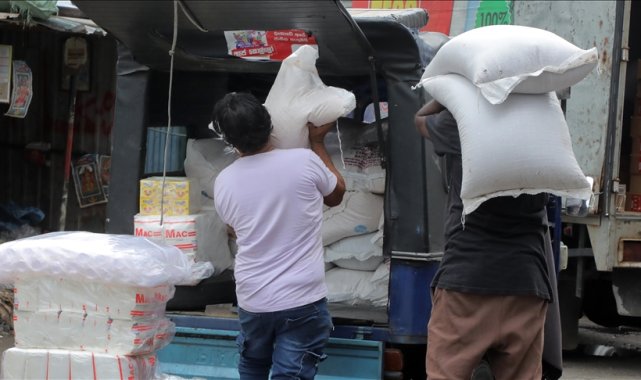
[139,176,201,216]
[626,193,641,212]
[632,116,641,137]
[629,174,641,193]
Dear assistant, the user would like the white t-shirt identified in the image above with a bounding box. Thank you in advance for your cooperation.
[214,148,337,312]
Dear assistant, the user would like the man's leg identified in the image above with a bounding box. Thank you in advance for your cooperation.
[427,289,499,380]
[486,296,547,380]
[237,308,274,380]
[271,299,333,380]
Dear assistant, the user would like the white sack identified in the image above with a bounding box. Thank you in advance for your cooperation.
[0,232,191,287]
[322,191,384,246]
[417,25,598,104]
[326,119,386,194]
[265,45,356,148]
[14,277,172,320]
[422,74,592,214]
[13,310,173,355]
[325,264,388,307]
[1,348,157,380]
[325,233,383,271]
[134,212,234,275]
[183,138,238,208]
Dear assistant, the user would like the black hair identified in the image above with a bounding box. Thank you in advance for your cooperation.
[211,92,272,154]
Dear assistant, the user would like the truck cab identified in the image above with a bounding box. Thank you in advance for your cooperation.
[74,1,446,377]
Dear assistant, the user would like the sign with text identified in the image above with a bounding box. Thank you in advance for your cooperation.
[224,29,318,61]
[351,0,454,34]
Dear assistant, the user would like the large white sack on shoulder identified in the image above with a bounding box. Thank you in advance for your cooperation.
[325,233,383,271]
[0,232,191,287]
[322,191,384,246]
[417,25,598,104]
[265,45,356,148]
[423,74,592,215]
[183,138,238,208]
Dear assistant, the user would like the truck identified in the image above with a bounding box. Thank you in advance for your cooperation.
[72,0,641,378]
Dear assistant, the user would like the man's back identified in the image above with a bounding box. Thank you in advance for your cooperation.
[215,148,336,313]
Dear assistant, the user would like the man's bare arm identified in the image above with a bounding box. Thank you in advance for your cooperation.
[414,100,445,139]
[308,121,346,207]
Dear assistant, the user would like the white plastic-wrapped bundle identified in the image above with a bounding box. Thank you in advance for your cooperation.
[13,310,174,355]
[14,277,173,320]
[322,191,384,246]
[0,231,191,287]
[421,74,592,215]
[1,348,157,380]
[416,25,598,104]
[265,45,356,149]
[325,233,383,271]
[134,211,234,274]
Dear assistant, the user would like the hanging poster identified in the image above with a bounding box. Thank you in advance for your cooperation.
[71,154,108,208]
[224,29,317,61]
[5,60,33,118]
[0,45,11,103]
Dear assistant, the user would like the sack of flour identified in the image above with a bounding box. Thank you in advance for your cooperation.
[416,25,598,104]
[265,45,356,148]
[322,191,384,245]
[325,233,383,271]
[422,73,592,215]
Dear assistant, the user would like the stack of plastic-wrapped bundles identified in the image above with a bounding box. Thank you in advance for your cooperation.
[414,25,597,215]
[0,231,192,379]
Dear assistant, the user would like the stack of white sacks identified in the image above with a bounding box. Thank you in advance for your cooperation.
[0,231,192,379]
[415,25,597,214]
[322,119,388,307]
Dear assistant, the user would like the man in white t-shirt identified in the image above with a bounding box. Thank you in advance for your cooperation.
[212,92,345,380]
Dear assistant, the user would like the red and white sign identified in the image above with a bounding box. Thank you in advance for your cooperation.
[224,29,318,61]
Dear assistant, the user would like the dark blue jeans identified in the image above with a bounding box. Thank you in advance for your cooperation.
[236,298,333,380]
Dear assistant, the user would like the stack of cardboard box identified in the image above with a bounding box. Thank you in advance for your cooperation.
[628,60,641,211]
[134,176,234,274]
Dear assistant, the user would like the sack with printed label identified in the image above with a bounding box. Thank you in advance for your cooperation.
[265,45,356,148]
[417,25,598,105]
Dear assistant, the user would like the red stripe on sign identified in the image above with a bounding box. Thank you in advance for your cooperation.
[68,353,72,380]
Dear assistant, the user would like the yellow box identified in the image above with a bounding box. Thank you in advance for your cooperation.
[139,177,201,216]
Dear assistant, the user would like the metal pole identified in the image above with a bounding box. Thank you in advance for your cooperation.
[59,73,78,231]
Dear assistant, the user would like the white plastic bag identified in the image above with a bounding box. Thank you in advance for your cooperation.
[422,74,592,215]
[183,138,238,208]
[417,25,598,104]
[0,232,191,287]
[265,45,356,148]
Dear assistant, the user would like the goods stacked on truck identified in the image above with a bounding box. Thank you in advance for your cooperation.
[323,119,388,307]
[415,25,597,214]
[627,59,641,211]
[0,232,192,379]
[134,176,234,282]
